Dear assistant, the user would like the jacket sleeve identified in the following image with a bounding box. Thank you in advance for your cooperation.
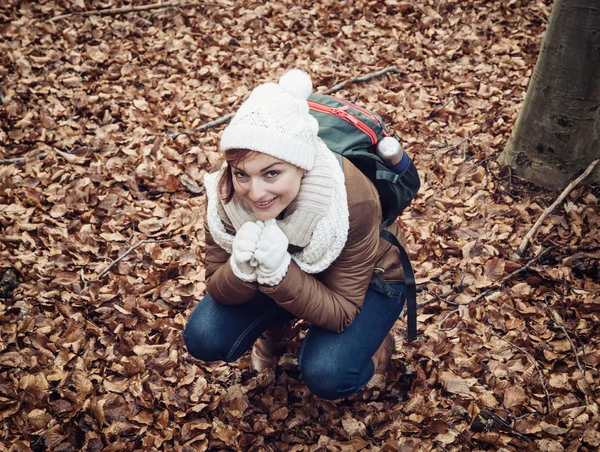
[259,195,381,333]
[204,217,259,305]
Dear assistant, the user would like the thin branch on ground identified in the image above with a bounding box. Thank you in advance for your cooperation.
[428,96,456,119]
[489,331,551,414]
[49,1,225,22]
[0,145,100,165]
[418,269,466,309]
[519,159,599,255]
[167,129,196,140]
[556,279,588,367]
[473,247,554,303]
[197,113,236,132]
[0,153,47,165]
[97,239,171,279]
[169,67,400,137]
[420,129,449,147]
[438,309,459,331]
[440,419,476,450]
[324,65,400,94]
[423,290,460,307]
[80,269,88,291]
[167,114,235,139]
[543,297,590,406]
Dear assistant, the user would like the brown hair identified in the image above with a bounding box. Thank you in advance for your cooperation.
[216,149,256,203]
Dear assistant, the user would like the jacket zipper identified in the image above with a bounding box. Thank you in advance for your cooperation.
[328,96,390,137]
[308,101,378,144]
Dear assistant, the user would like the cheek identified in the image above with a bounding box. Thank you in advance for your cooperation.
[281,175,303,199]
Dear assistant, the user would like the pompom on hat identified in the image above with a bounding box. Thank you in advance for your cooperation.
[220,69,319,171]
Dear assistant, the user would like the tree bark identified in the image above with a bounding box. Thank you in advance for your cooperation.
[498,0,600,190]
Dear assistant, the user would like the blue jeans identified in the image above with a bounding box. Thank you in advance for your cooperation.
[183,284,405,400]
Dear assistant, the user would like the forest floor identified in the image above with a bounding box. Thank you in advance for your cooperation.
[1,0,599,451]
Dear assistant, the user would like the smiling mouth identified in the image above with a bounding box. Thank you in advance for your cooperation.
[254,197,277,209]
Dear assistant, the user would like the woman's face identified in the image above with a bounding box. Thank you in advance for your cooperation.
[231,152,304,221]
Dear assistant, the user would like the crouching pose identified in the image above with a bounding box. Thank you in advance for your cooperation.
[184,70,407,400]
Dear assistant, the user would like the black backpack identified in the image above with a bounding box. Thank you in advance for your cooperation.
[308,93,421,341]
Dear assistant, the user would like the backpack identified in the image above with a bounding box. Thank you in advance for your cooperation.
[307,93,421,341]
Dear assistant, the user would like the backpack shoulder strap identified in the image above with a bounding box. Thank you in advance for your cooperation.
[379,227,418,341]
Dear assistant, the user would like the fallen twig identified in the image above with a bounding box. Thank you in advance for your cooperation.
[428,96,456,119]
[440,419,476,449]
[473,247,553,303]
[518,159,599,256]
[49,1,224,22]
[418,269,465,309]
[0,153,47,165]
[169,67,400,136]
[98,239,171,279]
[324,65,400,94]
[438,309,459,331]
[167,114,235,139]
[489,331,551,414]
[197,113,236,132]
[543,297,590,406]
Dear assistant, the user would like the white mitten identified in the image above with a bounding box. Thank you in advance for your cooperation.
[230,221,264,282]
[254,219,291,286]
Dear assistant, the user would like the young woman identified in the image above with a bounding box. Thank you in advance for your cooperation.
[184,70,407,400]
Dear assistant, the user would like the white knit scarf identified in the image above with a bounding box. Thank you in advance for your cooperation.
[203,141,349,274]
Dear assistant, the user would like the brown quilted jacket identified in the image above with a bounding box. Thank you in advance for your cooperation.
[204,158,406,333]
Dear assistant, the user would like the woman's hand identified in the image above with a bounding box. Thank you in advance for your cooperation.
[230,221,264,282]
[254,219,291,286]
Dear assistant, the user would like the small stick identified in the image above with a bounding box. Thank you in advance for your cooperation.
[473,247,553,303]
[167,114,235,138]
[543,298,590,405]
[419,129,448,147]
[180,67,400,135]
[324,66,400,94]
[440,419,476,449]
[49,1,224,22]
[422,290,460,307]
[0,153,47,165]
[97,239,170,279]
[489,331,551,414]
[418,269,465,309]
[80,269,88,291]
[197,113,236,132]
[167,129,196,139]
[518,159,599,255]
[438,309,459,331]
[428,96,456,118]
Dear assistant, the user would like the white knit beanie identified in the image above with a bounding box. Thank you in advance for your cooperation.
[220,69,319,171]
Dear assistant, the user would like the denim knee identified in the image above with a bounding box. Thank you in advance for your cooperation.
[299,355,369,400]
[183,320,234,363]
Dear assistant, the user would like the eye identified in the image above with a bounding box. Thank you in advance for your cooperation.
[233,171,248,180]
[265,170,280,178]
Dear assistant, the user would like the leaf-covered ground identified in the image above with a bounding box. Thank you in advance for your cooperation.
[1,0,599,450]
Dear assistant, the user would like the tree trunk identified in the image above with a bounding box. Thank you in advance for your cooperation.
[498,0,600,190]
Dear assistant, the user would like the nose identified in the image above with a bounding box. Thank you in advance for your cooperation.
[248,178,267,201]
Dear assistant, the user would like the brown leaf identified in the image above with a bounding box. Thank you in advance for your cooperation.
[440,372,477,396]
[503,386,526,410]
[341,416,366,436]
[133,98,149,111]
[484,257,505,282]
[537,439,565,452]
[583,429,600,447]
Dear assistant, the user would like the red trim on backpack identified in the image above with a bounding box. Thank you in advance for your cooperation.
[307,101,378,145]
[327,96,391,137]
